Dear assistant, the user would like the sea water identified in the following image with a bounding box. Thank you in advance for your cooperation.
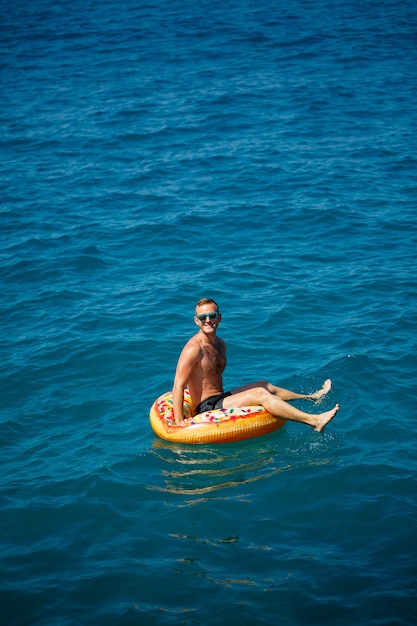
[1,0,416,624]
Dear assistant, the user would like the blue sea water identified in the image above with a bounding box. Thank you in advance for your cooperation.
[1,0,417,624]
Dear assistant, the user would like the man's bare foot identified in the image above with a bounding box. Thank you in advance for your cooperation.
[310,379,332,403]
[313,404,340,432]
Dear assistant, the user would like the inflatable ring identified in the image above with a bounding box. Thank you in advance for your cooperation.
[149,390,285,444]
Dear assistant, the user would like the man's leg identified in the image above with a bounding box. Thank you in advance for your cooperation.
[230,379,332,402]
[222,385,339,432]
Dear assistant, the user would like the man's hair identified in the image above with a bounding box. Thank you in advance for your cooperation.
[195,297,219,313]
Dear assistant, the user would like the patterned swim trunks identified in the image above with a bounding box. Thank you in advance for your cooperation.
[195,391,232,414]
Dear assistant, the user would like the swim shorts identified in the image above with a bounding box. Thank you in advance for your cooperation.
[195,391,232,415]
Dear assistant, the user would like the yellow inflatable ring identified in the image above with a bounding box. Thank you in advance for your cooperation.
[149,389,285,444]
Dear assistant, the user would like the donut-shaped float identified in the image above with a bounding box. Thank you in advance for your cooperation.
[149,389,285,444]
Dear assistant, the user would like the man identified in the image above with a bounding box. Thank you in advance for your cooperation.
[172,298,339,431]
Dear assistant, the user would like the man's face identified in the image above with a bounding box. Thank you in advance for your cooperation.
[194,304,221,333]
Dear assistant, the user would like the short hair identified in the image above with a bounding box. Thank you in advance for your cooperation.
[195,297,219,313]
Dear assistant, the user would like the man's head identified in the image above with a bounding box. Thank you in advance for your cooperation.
[194,298,221,330]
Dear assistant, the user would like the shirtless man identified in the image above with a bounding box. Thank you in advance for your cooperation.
[172,298,340,431]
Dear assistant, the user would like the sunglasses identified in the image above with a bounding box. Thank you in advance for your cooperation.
[196,312,220,322]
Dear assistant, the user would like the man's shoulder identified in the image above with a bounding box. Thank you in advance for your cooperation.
[215,336,226,349]
[182,334,203,354]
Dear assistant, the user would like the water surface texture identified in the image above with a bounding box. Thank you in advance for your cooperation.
[1,0,416,624]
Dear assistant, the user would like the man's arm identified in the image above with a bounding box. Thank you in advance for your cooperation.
[172,344,199,425]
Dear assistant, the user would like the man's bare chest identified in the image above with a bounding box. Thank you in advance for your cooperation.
[201,344,226,374]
